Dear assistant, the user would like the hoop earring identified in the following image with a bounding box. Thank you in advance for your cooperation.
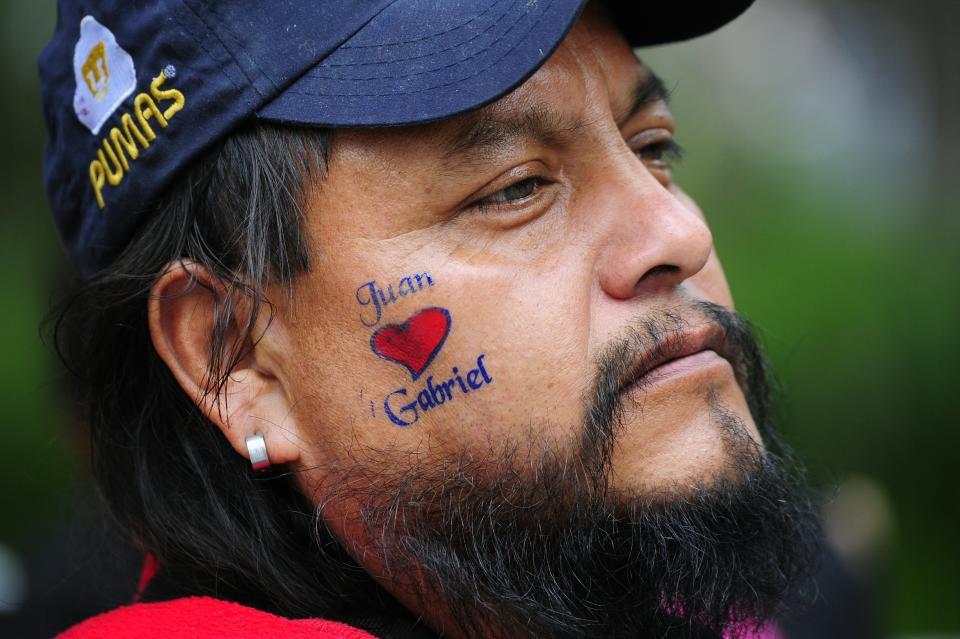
[245,432,271,472]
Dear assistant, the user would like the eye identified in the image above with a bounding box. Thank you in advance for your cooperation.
[636,139,684,166]
[473,176,550,210]
[634,138,685,169]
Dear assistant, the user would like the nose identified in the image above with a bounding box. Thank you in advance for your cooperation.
[594,156,713,300]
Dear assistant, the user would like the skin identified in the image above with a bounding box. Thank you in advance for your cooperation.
[149,4,763,630]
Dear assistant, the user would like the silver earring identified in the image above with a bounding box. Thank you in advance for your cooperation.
[245,432,271,472]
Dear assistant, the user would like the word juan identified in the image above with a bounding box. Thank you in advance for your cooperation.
[356,272,434,327]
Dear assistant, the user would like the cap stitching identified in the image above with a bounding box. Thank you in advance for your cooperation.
[200,0,281,94]
[340,0,503,50]
[180,0,265,99]
[170,9,249,101]
[316,0,516,70]
[281,0,555,98]
[162,6,262,123]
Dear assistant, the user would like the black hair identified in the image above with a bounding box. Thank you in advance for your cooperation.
[50,122,382,617]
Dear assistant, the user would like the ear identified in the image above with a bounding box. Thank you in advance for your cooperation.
[147,260,303,469]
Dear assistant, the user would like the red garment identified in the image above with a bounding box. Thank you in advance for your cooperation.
[56,596,379,639]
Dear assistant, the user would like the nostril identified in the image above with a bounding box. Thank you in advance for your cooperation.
[639,264,680,284]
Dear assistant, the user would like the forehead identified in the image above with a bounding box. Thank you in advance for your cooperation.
[331,7,645,161]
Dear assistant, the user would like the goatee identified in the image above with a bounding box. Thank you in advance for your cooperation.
[323,302,821,638]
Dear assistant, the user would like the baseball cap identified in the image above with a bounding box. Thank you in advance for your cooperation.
[39,0,754,276]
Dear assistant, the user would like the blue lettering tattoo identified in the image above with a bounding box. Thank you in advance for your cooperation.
[356,271,436,327]
[381,353,494,427]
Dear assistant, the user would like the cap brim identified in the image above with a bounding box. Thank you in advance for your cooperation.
[257,0,753,128]
[611,0,755,47]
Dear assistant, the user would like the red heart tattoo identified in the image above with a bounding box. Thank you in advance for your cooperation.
[370,307,452,380]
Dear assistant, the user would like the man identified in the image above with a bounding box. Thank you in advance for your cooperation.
[39,0,819,637]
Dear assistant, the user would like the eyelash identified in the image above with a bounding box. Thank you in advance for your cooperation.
[635,139,685,166]
[473,176,550,213]
[471,137,684,212]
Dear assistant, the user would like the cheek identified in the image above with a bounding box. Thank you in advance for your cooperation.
[281,255,592,469]
[429,265,590,452]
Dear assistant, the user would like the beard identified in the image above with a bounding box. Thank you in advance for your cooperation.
[319,301,821,639]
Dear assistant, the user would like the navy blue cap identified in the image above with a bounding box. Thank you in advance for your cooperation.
[39,0,753,276]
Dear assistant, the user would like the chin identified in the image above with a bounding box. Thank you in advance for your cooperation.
[609,380,762,491]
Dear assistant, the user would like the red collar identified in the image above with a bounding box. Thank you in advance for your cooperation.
[57,596,379,639]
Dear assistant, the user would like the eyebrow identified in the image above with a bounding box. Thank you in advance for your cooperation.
[439,69,672,166]
[616,70,671,124]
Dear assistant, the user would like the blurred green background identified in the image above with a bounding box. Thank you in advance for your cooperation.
[1,0,957,635]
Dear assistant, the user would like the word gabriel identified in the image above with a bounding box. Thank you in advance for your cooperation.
[356,274,494,427]
[384,354,493,427]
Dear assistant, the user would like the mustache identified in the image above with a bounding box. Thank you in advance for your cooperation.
[583,300,772,463]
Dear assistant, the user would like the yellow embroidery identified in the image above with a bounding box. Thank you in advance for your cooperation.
[98,141,124,185]
[87,68,186,209]
[89,161,106,209]
[150,72,185,120]
[81,40,110,100]
[109,113,151,171]
[134,92,167,137]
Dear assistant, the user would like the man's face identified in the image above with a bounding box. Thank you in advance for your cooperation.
[188,6,818,635]
[278,7,759,495]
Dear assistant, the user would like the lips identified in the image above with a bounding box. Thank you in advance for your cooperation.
[618,323,733,394]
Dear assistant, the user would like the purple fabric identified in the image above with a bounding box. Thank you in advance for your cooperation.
[724,621,783,639]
